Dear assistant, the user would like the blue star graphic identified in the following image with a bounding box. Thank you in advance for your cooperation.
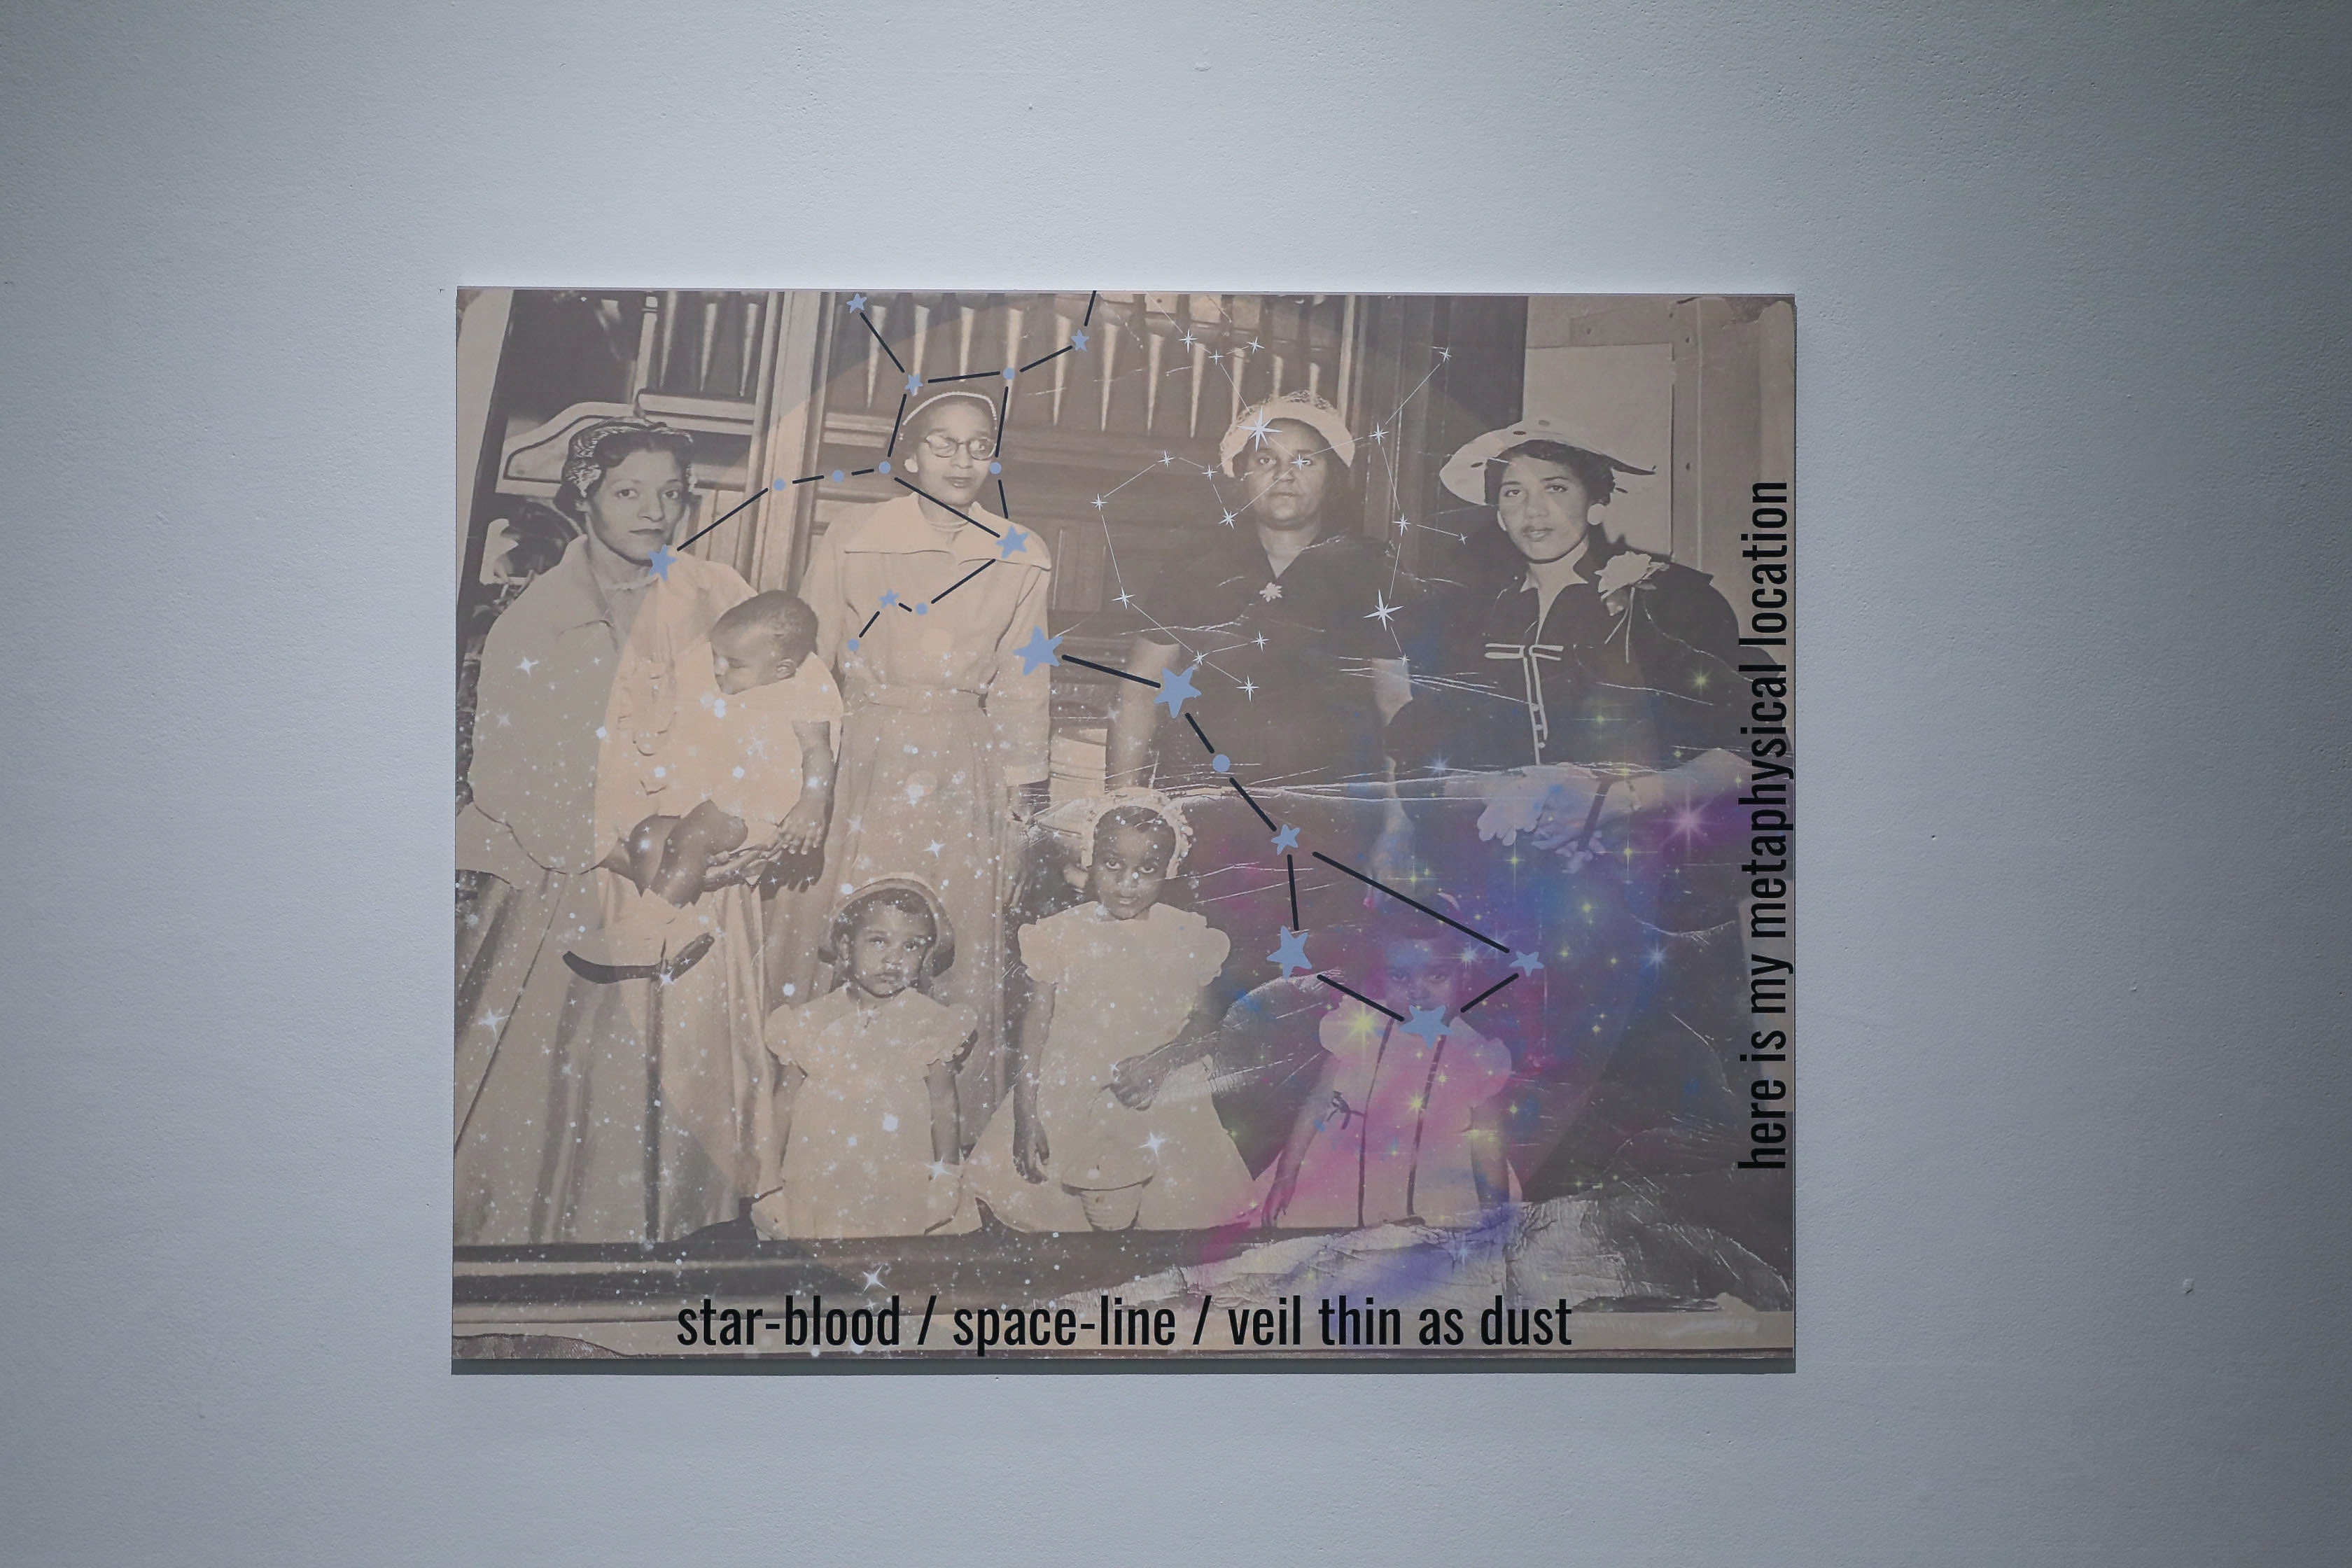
[1070,330,1089,352]
[1399,1005,1452,1046]
[997,524,1030,558]
[1270,824,1300,854]
[878,590,899,608]
[1153,662,1202,717]
[846,293,868,313]
[1012,626,1064,676]
[1267,927,1312,976]
[1511,951,1544,975]
[905,372,923,395]
[645,545,676,581]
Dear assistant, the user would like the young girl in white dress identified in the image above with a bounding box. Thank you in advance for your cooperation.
[752,877,978,1240]
[964,792,1255,1231]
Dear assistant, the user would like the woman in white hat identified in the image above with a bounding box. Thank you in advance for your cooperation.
[794,388,1054,1140]
[1384,419,1756,1199]
[1102,390,1413,1004]
[1105,390,1406,793]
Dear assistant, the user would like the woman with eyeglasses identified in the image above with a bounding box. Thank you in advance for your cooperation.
[795,390,1053,1142]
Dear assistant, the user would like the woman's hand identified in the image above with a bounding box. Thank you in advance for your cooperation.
[1259,1169,1298,1230]
[1527,768,1610,851]
[1476,766,1579,844]
[775,794,830,855]
[1108,1051,1172,1110]
[1014,1110,1050,1184]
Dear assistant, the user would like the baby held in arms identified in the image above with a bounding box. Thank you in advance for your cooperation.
[568,592,843,982]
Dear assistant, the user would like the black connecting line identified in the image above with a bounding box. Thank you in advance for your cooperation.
[858,309,904,373]
[889,477,1002,539]
[1458,972,1521,1014]
[1018,344,1073,374]
[885,393,909,457]
[1287,855,1300,927]
[1226,776,1278,832]
[1184,713,1217,756]
[995,477,1012,517]
[1311,852,1511,954]
[1315,973,1403,1022]
[930,557,997,605]
[856,608,881,639]
[1062,654,1158,688]
[1083,290,1098,327]
[673,486,768,554]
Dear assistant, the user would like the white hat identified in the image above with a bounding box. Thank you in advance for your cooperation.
[1218,391,1357,477]
[1438,416,1654,505]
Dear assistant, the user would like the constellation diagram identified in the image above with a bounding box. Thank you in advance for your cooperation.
[659,289,1540,1049]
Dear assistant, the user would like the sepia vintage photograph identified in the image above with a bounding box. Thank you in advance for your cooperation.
[452,289,1796,1363]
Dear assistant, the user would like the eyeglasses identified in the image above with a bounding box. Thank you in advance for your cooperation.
[920,432,997,461]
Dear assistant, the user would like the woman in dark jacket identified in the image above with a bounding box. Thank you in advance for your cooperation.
[1383,418,1757,1200]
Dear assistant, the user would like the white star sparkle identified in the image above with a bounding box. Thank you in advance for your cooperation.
[1366,592,1399,625]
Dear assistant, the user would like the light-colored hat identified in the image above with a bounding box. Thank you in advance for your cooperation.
[1218,391,1357,477]
[1037,788,1196,876]
[1438,416,1653,505]
[904,386,1000,433]
[824,874,957,975]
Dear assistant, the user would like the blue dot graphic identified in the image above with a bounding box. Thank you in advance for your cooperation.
[831,469,846,482]
[771,477,790,491]
[1212,754,1232,774]
[989,461,1002,475]
[878,460,892,475]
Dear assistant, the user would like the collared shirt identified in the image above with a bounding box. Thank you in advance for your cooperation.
[800,493,1054,786]
[1142,520,1401,787]
[1389,547,1742,777]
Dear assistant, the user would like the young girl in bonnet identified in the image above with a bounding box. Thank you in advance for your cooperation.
[753,875,979,1240]
[962,790,1254,1231]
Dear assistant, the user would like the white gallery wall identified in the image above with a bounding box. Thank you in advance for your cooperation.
[3,1,2346,1563]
